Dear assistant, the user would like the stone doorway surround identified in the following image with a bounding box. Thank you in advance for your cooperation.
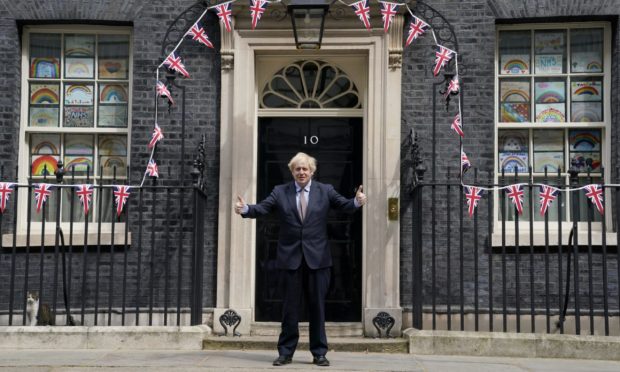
[214,6,405,337]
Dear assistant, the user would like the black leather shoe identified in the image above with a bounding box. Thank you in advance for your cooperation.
[272,355,293,366]
[313,355,330,367]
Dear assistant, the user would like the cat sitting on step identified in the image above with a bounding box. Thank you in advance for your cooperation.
[26,291,54,326]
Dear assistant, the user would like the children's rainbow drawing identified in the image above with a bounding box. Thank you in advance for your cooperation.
[30,57,60,78]
[572,103,602,122]
[535,82,565,103]
[64,84,93,105]
[65,135,93,155]
[586,61,603,71]
[499,152,528,173]
[98,137,127,156]
[501,103,529,123]
[569,130,600,151]
[32,140,59,155]
[571,81,602,102]
[66,59,93,78]
[29,108,58,127]
[502,59,528,74]
[65,156,93,172]
[30,85,60,104]
[534,152,563,172]
[536,104,565,122]
[502,89,529,102]
[100,156,127,176]
[31,155,58,176]
[99,84,128,103]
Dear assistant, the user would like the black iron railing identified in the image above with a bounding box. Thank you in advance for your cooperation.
[410,166,620,336]
[0,164,206,327]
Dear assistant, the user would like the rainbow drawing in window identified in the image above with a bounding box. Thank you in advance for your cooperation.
[535,81,565,103]
[30,84,60,104]
[536,104,565,122]
[65,58,94,78]
[99,84,128,103]
[30,57,60,78]
[500,54,529,75]
[31,155,59,176]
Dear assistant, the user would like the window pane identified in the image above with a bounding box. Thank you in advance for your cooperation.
[29,182,59,223]
[64,134,94,176]
[30,134,60,177]
[533,177,566,222]
[499,30,531,75]
[533,129,564,173]
[498,130,529,173]
[534,30,566,74]
[571,28,603,73]
[571,77,603,122]
[98,135,127,178]
[500,177,532,221]
[64,34,95,78]
[98,83,128,128]
[29,83,60,127]
[569,129,601,173]
[99,182,127,223]
[499,78,530,122]
[534,78,566,123]
[572,177,603,222]
[98,35,129,79]
[64,83,94,127]
[61,183,94,223]
[29,33,61,78]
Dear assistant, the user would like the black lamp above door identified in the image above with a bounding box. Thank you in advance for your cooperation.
[288,0,329,49]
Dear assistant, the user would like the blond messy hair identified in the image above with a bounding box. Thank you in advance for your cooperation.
[288,152,317,173]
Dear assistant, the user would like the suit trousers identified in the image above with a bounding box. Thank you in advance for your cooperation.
[277,257,331,357]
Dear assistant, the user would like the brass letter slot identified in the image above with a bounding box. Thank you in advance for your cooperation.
[388,198,399,220]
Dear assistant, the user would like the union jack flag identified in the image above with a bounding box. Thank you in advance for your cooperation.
[351,0,371,30]
[156,81,174,105]
[538,185,559,216]
[0,182,15,214]
[405,16,429,47]
[506,184,525,215]
[451,114,464,138]
[34,183,53,213]
[148,123,164,149]
[433,45,455,77]
[444,75,460,98]
[379,1,401,33]
[216,1,233,32]
[249,0,268,30]
[464,186,483,217]
[113,185,131,217]
[584,184,604,215]
[75,184,94,215]
[187,21,214,49]
[461,151,471,173]
[146,159,159,178]
[163,52,190,78]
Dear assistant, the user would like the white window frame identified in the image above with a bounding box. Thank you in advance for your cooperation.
[493,22,613,243]
[14,25,133,240]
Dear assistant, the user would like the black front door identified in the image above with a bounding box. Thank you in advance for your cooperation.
[255,117,363,322]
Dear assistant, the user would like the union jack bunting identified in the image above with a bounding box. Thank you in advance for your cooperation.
[538,185,559,216]
[156,81,174,105]
[444,75,460,98]
[148,123,164,149]
[146,159,159,178]
[464,186,483,218]
[34,183,53,213]
[351,0,371,30]
[461,151,471,173]
[506,184,525,215]
[186,21,214,49]
[433,45,456,76]
[249,0,268,30]
[113,185,131,217]
[163,52,190,78]
[379,1,401,33]
[216,1,233,32]
[451,114,464,138]
[405,15,429,47]
[75,184,94,215]
[0,182,15,214]
[584,184,604,215]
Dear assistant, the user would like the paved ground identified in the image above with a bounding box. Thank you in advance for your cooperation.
[0,349,619,371]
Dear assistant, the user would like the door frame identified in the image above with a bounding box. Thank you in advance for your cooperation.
[214,23,404,337]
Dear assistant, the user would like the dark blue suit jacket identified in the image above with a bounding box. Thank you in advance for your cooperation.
[243,181,358,270]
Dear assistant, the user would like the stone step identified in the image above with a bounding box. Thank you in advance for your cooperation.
[249,322,364,337]
[203,335,408,353]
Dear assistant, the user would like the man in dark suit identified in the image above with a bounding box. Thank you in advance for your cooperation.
[234,152,366,367]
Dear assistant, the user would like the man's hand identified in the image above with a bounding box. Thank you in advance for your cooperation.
[234,195,246,215]
[355,185,367,206]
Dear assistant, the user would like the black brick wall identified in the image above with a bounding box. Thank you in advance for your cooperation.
[400,0,620,314]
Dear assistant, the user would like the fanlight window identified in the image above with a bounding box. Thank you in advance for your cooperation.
[260,60,361,109]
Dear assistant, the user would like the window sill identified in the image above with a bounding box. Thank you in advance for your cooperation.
[2,232,132,248]
[491,231,617,247]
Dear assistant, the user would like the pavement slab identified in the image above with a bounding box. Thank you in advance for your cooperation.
[0,349,619,371]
